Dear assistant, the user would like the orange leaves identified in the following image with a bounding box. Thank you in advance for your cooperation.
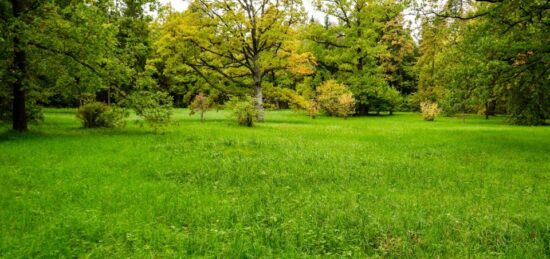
[288,51,317,75]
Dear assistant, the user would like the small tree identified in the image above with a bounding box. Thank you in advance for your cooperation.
[189,93,211,121]
[128,91,173,130]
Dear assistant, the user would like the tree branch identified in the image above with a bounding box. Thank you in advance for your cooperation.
[28,41,103,76]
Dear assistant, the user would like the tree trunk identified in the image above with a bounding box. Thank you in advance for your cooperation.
[107,86,111,105]
[253,61,264,121]
[11,0,28,132]
[485,101,489,120]
[12,62,27,132]
[254,83,264,121]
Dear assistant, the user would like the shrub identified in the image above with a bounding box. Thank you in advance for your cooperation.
[420,102,441,121]
[102,106,129,128]
[337,92,355,119]
[128,91,173,130]
[226,97,258,127]
[189,92,210,121]
[76,102,127,128]
[306,99,320,119]
[316,80,355,117]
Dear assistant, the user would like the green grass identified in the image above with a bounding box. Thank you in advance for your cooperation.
[1,109,549,257]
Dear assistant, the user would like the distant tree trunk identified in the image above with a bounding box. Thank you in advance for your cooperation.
[485,101,489,120]
[488,99,497,116]
[11,0,29,132]
[107,86,111,105]
[356,104,369,116]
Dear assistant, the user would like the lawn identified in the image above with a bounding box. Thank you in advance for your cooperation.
[0,109,549,257]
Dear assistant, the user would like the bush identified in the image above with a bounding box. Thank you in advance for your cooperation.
[316,80,355,117]
[103,106,129,128]
[306,99,320,119]
[128,91,173,130]
[189,92,210,121]
[420,102,441,121]
[226,97,258,127]
[337,92,355,119]
[76,102,127,128]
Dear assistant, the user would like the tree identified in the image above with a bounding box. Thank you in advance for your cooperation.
[189,92,211,121]
[104,0,160,104]
[1,0,118,131]
[155,0,310,121]
[305,0,406,115]
[378,13,418,95]
[416,0,550,125]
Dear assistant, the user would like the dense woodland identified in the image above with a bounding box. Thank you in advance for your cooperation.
[1,0,549,131]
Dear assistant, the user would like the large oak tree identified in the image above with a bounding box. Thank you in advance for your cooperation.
[156,0,308,120]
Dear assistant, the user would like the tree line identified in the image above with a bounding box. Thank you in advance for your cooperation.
[1,0,548,131]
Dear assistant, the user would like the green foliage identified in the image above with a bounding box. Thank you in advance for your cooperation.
[305,0,410,115]
[415,0,550,125]
[76,102,127,128]
[154,0,312,120]
[379,14,418,95]
[225,97,258,127]
[0,97,44,124]
[3,0,549,129]
[399,94,421,112]
[127,91,173,130]
[1,0,122,131]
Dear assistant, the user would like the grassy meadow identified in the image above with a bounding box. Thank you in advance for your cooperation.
[0,109,549,257]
